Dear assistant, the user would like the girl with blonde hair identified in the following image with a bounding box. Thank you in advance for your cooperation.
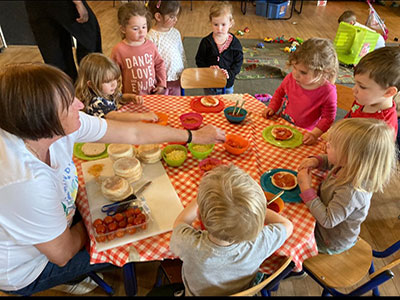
[170,164,293,296]
[263,37,339,145]
[297,118,398,254]
[75,53,158,122]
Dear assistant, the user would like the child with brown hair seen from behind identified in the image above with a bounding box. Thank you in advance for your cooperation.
[170,164,293,296]
[111,2,166,96]
[147,0,186,96]
[195,1,243,95]
[263,38,339,145]
[297,118,398,254]
[337,10,385,49]
[345,46,399,138]
[75,53,158,122]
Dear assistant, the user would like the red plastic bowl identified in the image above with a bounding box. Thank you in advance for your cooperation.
[198,157,223,174]
[223,134,250,155]
[180,112,203,130]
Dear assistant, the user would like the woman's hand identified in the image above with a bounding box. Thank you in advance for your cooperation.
[192,124,226,145]
[297,168,313,192]
[303,132,318,145]
[140,112,159,122]
[73,0,89,23]
[262,107,275,119]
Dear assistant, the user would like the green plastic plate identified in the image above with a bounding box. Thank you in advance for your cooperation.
[262,125,303,149]
[73,143,109,161]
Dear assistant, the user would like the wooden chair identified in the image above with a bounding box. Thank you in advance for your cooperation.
[303,237,400,296]
[230,256,294,297]
[180,67,227,96]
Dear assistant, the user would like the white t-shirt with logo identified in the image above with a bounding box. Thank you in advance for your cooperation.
[0,112,107,291]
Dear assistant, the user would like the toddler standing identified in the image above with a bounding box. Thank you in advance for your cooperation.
[147,0,186,96]
[111,2,167,96]
[75,53,158,122]
[195,1,243,95]
[297,118,397,254]
[345,46,399,138]
[263,38,339,145]
[170,164,293,296]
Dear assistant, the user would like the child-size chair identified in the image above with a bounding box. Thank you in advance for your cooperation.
[147,256,295,296]
[302,237,400,296]
[180,67,227,96]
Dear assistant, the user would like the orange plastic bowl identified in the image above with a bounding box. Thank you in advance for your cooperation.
[143,112,168,126]
[223,134,250,155]
[264,191,285,213]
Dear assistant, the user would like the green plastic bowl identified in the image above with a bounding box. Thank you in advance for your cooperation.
[162,144,188,167]
[188,143,214,160]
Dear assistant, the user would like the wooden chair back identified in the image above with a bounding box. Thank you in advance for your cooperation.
[230,256,293,297]
[180,67,227,90]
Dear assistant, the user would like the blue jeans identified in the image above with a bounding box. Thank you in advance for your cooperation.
[204,85,234,95]
[3,249,113,296]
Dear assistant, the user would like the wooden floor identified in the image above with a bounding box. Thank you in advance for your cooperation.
[0,0,399,297]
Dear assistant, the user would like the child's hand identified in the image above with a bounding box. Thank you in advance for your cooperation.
[297,168,312,191]
[210,65,229,79]
[150,86,166,95]
[298,157,319,172]
[122,93,143,105]
[303,132,318,145]
[262,107,275,119]
[141,112,159,122]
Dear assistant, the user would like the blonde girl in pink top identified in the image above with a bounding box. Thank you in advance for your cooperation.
[262,38,339,145]
[111,2,167,96]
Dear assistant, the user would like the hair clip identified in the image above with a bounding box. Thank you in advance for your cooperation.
[156,0,161,8]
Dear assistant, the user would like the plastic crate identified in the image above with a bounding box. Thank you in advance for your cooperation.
[267,1,288,19]
[256,0,267,17]
[334,22,380,66]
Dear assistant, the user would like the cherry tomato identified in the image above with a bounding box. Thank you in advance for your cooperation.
[95,235,107,243]
[126,227,137,235]
[127,216,135,224]
[141,224,147,230]
[115,230,125,238]
[114,213,125,222]
[103,215,114,225]
[93,218,103,228]
[118,220,127,228]
[133,208,142,215]
[95,224,106,234]
[125,207,136,217]
[107,232,116,241]
[108,222,118,232]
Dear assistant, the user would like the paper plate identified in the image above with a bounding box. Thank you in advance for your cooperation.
[260,168,301,203]
[190,97,225,113]
[73,143,109,161]
[262,125,303,149]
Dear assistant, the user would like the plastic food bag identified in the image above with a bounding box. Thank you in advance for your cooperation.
[365,0,389,40]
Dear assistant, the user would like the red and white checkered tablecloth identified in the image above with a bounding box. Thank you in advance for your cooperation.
[74,94,325,274]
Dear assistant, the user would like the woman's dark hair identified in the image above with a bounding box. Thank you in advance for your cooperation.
[0,63,75,140]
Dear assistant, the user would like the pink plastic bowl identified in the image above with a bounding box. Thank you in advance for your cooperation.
[180,112,203,130]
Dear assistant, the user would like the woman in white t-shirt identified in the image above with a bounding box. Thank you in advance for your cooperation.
[0,63,225,296]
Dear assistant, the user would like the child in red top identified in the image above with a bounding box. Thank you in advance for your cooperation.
[262,38,339,145]
[111,2,166,96]
[345,46,399,138]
